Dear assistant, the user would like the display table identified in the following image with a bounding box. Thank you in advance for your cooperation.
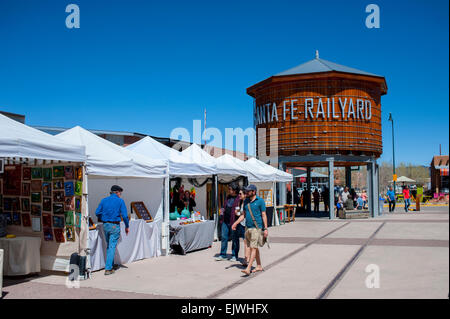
[0,236,41,276]
[169,220,215,255]
[89,219,161,271]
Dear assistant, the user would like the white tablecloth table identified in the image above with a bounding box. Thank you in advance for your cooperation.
[0,236,41,276]
[89,219,161,271]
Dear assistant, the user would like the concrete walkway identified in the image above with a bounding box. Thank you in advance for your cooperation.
[2,206,448,299]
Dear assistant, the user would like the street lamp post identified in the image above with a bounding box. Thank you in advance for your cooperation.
[388,113,396,194]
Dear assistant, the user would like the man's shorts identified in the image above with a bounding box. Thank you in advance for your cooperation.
[245,228,261,248]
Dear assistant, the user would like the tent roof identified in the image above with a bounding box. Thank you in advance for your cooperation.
[216,154,250,177]
[56,126,167,178]
[391,176,416,183]
[0,113,86,162]
[245,157,293,182]
[295,171,328,178]
[181,144,218,175]
[126,136,216,176]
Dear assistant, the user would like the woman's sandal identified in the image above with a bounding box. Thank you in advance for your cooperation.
[251,268,264,273]
[241,269,251,276]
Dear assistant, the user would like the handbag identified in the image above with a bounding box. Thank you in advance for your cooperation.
[247,203,270,248]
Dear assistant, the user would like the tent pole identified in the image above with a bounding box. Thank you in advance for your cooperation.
[163,176,170,256]
[82,164,92,277]
[213,175,219,241]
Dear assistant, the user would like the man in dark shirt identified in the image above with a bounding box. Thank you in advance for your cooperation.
[95,185,129,275]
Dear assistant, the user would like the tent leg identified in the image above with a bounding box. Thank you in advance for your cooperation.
[163,176,170,256]
[328,159,335,220]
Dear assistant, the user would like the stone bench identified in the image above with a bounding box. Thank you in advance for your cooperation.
[340,209,370,219]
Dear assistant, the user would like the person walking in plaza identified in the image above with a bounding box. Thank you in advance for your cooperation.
[216,183,241,261]
[233,184,268,276]
[403,185,411,212]
[95,185,129,275]
[231,188,250,267]
[387,186,396,212]
[313,188,320,213]
[322,186,329,212]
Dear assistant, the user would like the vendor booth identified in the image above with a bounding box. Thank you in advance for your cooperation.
[56,126,169,271]
[0,114,87,275]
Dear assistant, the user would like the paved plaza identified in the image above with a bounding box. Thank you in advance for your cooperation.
[2,206,448,299]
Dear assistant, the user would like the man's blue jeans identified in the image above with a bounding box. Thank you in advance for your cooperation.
[404,198,411,212]
[220,223,241,259]
[103,222,121,271]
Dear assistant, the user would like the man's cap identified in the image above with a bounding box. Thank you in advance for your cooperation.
[111,185,123,192]
[245,184,257,192]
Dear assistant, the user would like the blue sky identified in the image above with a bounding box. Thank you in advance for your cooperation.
[0,0,448,165]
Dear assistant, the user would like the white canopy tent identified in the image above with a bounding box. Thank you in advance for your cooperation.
[56,126,171,258]
[295,172,328,178]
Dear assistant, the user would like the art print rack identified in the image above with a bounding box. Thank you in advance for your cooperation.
[130,201,153,222]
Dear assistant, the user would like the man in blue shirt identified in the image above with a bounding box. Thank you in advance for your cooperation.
[386,186,396,212]
[232,184,268,276]
[95,185,129,275]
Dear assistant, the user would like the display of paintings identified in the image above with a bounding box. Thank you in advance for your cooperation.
[75,167,83,181]
[31,180,42,192]
[31,167,42,179]
[75,197,81,212]
[64,196,74,211]
[53,191,65,202]
[64,181,74,196]
[131,201,153,222]
[53,203,64,214]
[31,204,41,216]
[53,215,65,228]
[3,165,22,196]
[65,211,74,226]
[43,228,53,241]
[42,182,52,196]
[23,167,31,180]
[75,181,83,196]
[75,212,82,228]
[12,212,21,225]
[54,228,65,243]
[65,226,75,242]
[42,213,52,228]
[64,166,74,179]
[21,198,30,212]
[3,197,12,211]
[31,192,41,203]
[53,166,64,178]
[53,179,64,190]
[43,197,52,211]
[21,213,31,227]
[32,217,41,232]
[43,168,52,181]
[22,182,31,196]
[11,197,20,211]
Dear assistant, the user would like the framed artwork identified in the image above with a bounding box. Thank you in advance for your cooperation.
[43,197,52,211]
[31,167,42,179]
[23,167,31,180]
[75,212,82,228]
[53,166,64,178]
[22,182,31,196]
[64,181,74,196]
[42,213,52,228]
[31,192,42,203]
[75,197,81,212]
[43,168,52,181]
[3,197,12,211]
[53,215,65,228]
[65,211,74,226]
[75,166,83,181]
[65,226,75,242]
[53,179,64,190]
[64,196,75,211]
[131,201,153,222]
[31,204,41,216]
[42,182,52,196]
[43,228,54,241]
[12,212,21,225]
[11,197,20,211]
[53,203,64,214]
[31,180,42,192]
[54,228,65,243]
[3,165,22,196]
[21,198,30,212]
[53,191,65,202]
[21,213,31,227]
[75,181,83,196]
[259,189,273,207]
[64,166,74,179]
[31,216,41,232]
